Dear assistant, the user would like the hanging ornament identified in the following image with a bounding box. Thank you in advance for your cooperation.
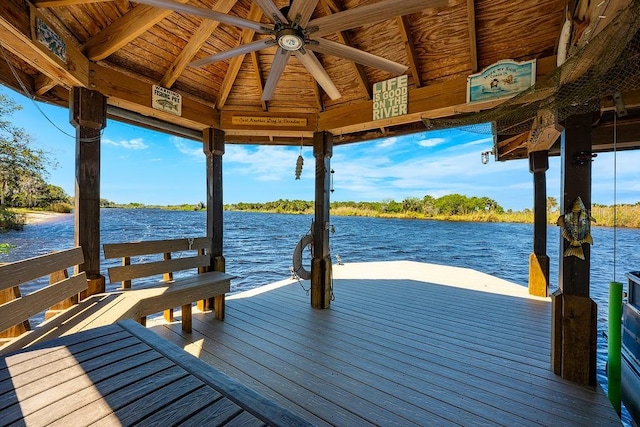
[295,139,304,180]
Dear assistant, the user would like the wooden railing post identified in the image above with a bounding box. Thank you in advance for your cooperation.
[163,251,174,322]
[45,269,78,319]
[0,287,30,339]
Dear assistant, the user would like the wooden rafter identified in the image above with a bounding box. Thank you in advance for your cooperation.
[34,0,111,6]
[216,3,262,110]
[82,0,190,61]
[320,0,372,99]
[498,133,528,157]
[250,51,268,111]
[467,0,478,72]
[396,16,421,87]
[34,74,57,95]
[161,0,238,89]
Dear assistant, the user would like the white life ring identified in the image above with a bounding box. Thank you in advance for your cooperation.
[292,234,313,280]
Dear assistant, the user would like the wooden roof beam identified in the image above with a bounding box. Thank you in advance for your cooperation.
[250,51,268,111]
[319,55,557,135]
[216,3,261,109]
[160,0,238,89]
[467,0,478,72]
[320,0,372,99]
[34,74,57,96]
[0,3,88,87]
[33,0,112,7]
[396,16,422,87]
[82,0,191,61]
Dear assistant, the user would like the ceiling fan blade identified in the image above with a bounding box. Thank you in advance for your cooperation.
[294,50,341,100]
[309,0,450,38]
[253,0,288,23]
[132,0,271,33]
[308,39,407,75]
[190,39,274,67]
[262,49,293,101]
[287,0,320,27]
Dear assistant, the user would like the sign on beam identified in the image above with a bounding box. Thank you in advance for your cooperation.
[467,59,536,103]
[373,75,408,120]
[152,85,182,116]
[35,17,66,62]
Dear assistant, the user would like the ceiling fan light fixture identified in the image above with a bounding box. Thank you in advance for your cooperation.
[276,27,305,51]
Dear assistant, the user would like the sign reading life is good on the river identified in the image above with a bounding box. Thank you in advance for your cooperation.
[467,59,536,103]
[373,75,408,120]
[152,85,182,116]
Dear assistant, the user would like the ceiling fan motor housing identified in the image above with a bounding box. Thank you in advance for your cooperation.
[275,25,306,51]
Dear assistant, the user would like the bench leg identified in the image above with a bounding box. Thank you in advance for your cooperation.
[139,316,147,327]
[181,304,192,333]
[197,299,209,312]
[164,309,174,322]
[214,295,225,320]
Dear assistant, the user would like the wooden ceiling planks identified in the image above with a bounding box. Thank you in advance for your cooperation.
[475,0,563,67]
[1,0,603,153]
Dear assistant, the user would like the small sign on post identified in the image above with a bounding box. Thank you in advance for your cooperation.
[152,85,182,116]
[373,75,408,120]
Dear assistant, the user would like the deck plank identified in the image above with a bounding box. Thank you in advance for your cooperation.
[150,261,620,425]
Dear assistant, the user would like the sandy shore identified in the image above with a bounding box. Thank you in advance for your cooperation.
[24,211,72,224]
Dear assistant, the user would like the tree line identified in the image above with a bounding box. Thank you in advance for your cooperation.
[0,95,72,230]
[226,194,505,216]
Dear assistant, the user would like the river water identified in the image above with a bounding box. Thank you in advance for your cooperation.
[1,208,637,423]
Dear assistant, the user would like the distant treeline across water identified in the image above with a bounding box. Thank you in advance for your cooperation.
[224,195,640,228]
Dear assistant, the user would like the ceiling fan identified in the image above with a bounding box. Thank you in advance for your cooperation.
[133,0,449,101]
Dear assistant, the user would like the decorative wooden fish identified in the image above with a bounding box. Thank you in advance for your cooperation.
[295,154,304,180]
[557,196,596,260]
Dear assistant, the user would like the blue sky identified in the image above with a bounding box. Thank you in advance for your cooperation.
[2,85,639,211]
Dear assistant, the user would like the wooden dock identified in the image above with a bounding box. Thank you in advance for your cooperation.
[148,261,621,426]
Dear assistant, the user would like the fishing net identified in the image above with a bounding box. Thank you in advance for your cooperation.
[423,1,640,139]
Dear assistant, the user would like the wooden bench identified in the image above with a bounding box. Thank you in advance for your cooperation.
[0,247,90,354]
[103,237,232,333]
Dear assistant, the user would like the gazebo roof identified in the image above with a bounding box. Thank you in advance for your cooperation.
[1,0,639,160]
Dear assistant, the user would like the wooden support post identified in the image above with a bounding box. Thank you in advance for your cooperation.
[70,87,106,299]
[551,112,597,386]
[311,131,333,309]
[528,150,550,297]
[202,128,226,319]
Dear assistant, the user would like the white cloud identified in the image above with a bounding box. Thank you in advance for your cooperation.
[417,137,446,148]
[225,145,309,181]
[171,137,203,160]
[376,137,397,148]
[103,137,148,150]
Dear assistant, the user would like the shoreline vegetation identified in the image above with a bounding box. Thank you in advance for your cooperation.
[101,195,639,228]
[3,195,639,231]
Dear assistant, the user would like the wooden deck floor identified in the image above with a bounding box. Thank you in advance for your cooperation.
[148,261,621,426]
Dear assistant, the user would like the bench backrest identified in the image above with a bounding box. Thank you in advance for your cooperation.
[0,247,87,334]
[103,237,211,287]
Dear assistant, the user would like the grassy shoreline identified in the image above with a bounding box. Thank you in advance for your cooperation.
[5,203,637,230]
[225,204,640,228]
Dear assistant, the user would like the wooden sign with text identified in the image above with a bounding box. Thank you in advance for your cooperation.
[373,75,408,120]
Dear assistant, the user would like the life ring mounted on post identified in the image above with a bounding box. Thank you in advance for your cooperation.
[292,233,313,280]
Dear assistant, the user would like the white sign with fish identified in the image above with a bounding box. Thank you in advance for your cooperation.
[152,85,182,117]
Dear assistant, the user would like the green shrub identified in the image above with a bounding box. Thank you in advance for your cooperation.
[47,202,73,213]
[0,208,25,231]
